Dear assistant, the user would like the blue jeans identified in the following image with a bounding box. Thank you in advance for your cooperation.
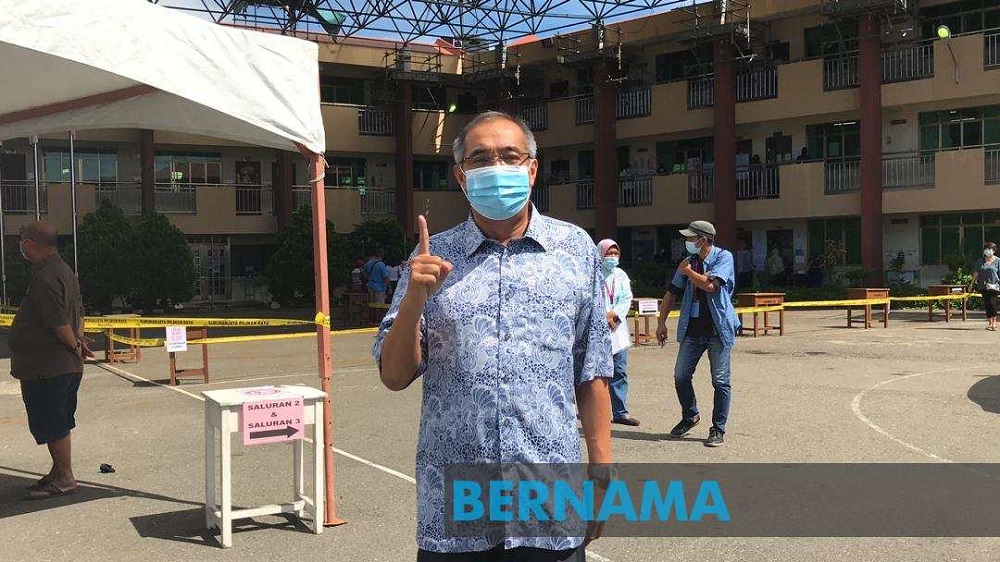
[610,349,629,419]
[673,336,731,433]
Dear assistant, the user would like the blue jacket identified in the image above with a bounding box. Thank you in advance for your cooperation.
[670,245,741,348]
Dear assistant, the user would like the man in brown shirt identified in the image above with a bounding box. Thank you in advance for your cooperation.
[9,221,91,500]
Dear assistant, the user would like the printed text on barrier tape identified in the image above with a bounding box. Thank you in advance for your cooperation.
[106,327,379,348]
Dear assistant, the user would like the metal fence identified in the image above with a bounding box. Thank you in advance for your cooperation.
[576,180,594,209]
[235,186,274,215]
[575,96,594,125]
[882,42,934,83]
[824,159,861,194]
[358,107,395,136]
[361,189,396,216]
[736,66,778,102]
[0,180,48,214]
[687,170,714,203]
[823,53,860,91]
[154,185,197,213]
[519,104,548,131]
[618,177,652,207]
[95,184,142,214]
[882,153,935,189]
[530,185,549,211]
[617,86,652,119]
[687,75,715,109]
[987,32,1000,68]
[987,148,1000,185]
[736,166,780,200]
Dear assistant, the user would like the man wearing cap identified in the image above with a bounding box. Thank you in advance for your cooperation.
[655,220,739,447]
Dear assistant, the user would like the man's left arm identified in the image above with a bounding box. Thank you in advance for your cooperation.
[574,253,613,465]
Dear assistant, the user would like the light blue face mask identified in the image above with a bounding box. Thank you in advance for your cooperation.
[463,165,531,221]
[685,240,700,255]
[602,257,619,271]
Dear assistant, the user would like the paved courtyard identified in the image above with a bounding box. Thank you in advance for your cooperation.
[1,308,998,562]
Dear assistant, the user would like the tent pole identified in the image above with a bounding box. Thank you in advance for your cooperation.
[31,135,40,221]
[0,141,6,306]
[69,131,78,275]
[309,152,344,527]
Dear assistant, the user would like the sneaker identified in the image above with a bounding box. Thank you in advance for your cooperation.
[612,416,641,427]
[669,415,700,438]
[705,427,725,447]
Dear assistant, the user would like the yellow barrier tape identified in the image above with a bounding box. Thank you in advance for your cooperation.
[781,298,890,308]
[106,326,380,348]
[890,294,970,303]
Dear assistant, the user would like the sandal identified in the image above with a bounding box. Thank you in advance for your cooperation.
[26,475,51,491]
[24,481,78,501]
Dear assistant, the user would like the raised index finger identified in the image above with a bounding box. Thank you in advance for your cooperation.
[417,214,430,255]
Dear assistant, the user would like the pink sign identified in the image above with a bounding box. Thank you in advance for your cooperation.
[241,391,304,446]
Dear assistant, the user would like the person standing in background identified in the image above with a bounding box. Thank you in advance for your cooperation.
[970,241,1000,331]
[363,249,392,305]
[736,241,754,290]
[597,239,639,427]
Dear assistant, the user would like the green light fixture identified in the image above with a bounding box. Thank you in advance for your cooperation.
[448,103,458,113]
[936,25,951,39]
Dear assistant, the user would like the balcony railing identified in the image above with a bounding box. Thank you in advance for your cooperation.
[736,66,778,102]
[736,165,780,200]
[824,159,861,194]
[575,96,594,125]
[824,53,860,91]
[361,189,395,216]
[155,185,197,214]
[530,185,549,212]
[0,181,48,214]
[882,42,934,83]
[618,177,652,207]
[576,180,594,209]
[882,153,935,189]
[617,87,652,120]
[687,75,714,109]
[358,107,395,136]
[235,185,274,216]
[987,148,1000,185]
[292,186,311,209]
[987,32,1000,69]
[519,104,548,131]
[688,170,714,203]
[95,184,141,214]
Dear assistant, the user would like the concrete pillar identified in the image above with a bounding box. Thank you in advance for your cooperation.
[713,40,737,250]
[139,129,155,215]
[274,150,294,228]
[593,61,618,242]
[395,82,415,233]
[859,14,884,285]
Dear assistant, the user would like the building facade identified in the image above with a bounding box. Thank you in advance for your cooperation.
[1,0,998,301]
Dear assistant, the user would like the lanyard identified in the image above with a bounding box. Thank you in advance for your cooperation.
[604,276,616,303]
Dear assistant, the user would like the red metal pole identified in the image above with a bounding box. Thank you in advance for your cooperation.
[309,153,345,527]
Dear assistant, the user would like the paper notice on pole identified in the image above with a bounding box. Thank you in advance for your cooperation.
[637,299,659,316]
[165,326,187,352]
[239,386,305,446]
[610,321,632,355]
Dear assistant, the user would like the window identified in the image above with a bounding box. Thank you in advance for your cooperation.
[804,22,858,58]
[920,211,1000,265]
[325,157,366,188]
[654,45,713,83]
[766,134,793,164]
[318,69,366,105]
[806,121,861,159]
[576,68,593,95]
[920,105,1000,150]
[456,92,478,113]
[578,150,595,179]
[808,217,861,265]
[154,152,221,186]
[656,137,714,173]
[549,81,570,99]
[549,159,570,183]
[413,85,447,111]
[920,1,1000,38]
[43,149,117,185]
[414,160,454,190]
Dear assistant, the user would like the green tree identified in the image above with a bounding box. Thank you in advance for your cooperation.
[264,205,347,307]
[130,212,195,310]
[350,217,409,265]
[71,201,134,311]
[2,236,33,306]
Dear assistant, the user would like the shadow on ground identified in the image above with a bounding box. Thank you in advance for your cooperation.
[130,508,313,549]
[968,375,1000,414]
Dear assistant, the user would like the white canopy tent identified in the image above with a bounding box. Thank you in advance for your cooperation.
[0,0,342,526]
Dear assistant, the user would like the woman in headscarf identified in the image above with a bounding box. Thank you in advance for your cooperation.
[597,239,639,427]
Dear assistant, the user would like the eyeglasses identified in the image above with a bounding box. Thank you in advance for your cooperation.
[460,151,532,171]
